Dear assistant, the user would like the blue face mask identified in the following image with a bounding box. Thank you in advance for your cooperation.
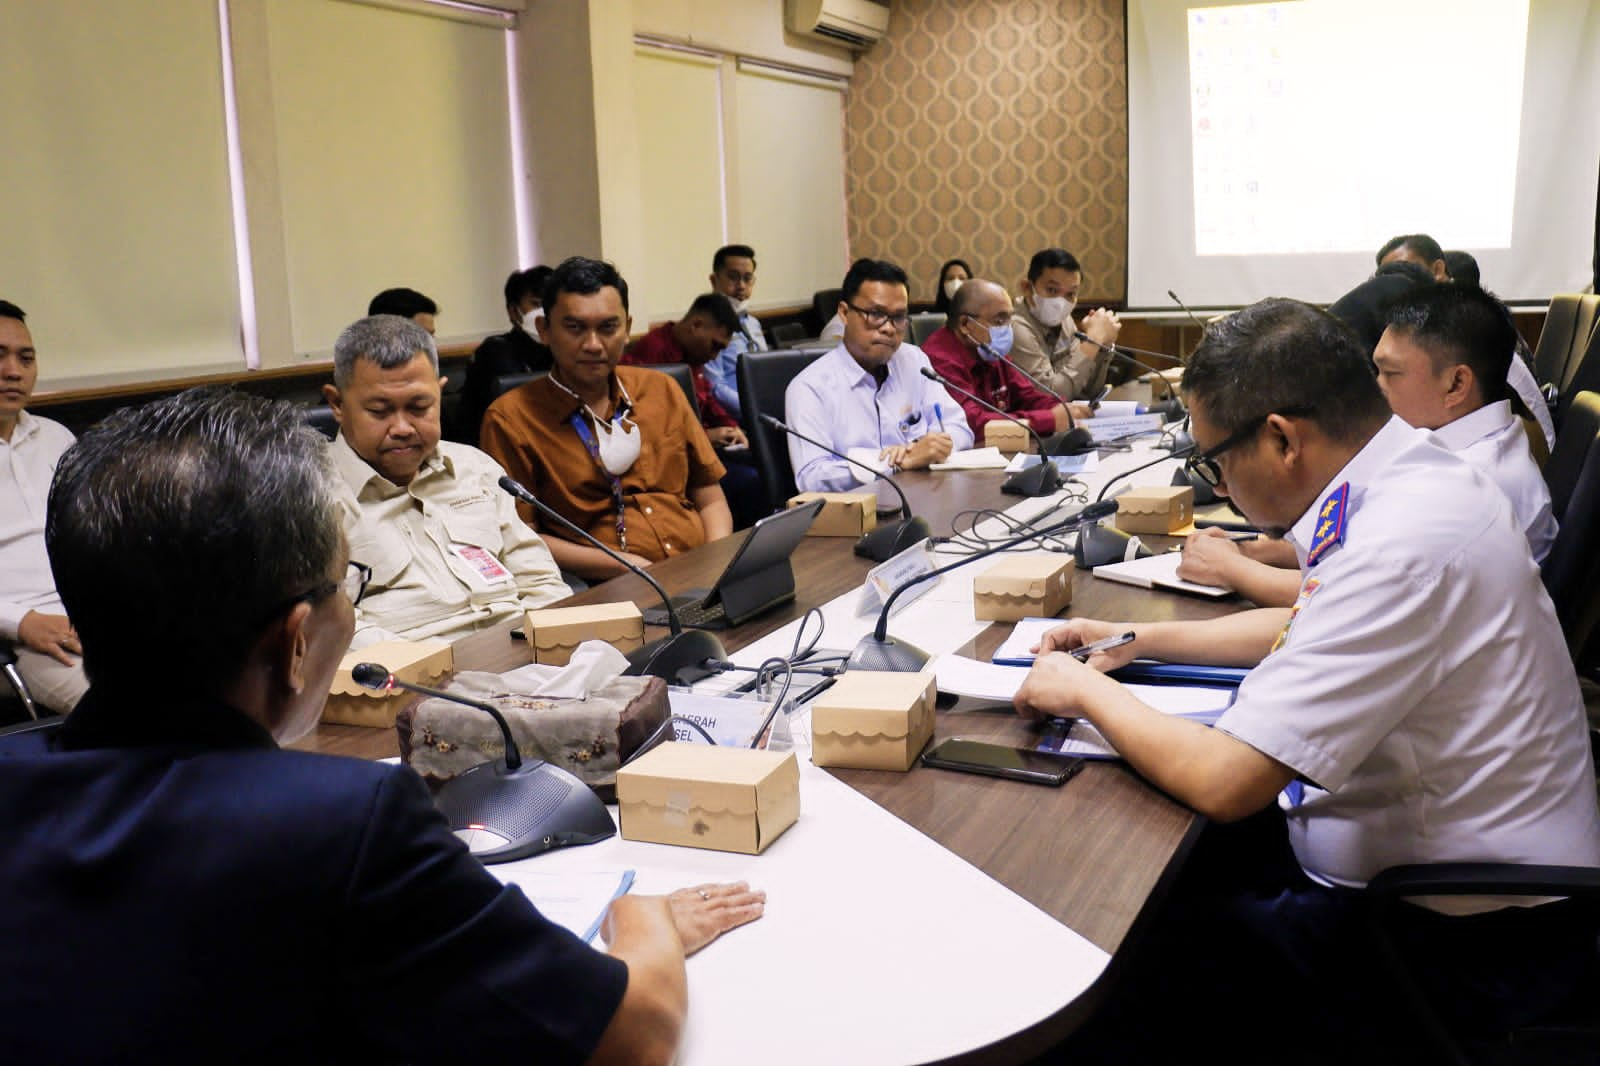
[976,323,1014,362]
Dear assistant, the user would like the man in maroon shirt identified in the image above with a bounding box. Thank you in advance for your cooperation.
[921,279,1090,445]
[622,293,748,449]
[621,293,764,527]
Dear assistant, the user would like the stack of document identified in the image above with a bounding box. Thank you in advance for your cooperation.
[930,446,1009,470]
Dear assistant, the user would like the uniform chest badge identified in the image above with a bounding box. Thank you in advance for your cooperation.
[1304,482,1351,568]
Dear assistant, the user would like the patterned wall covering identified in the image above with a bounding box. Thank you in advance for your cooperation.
[845,0,1128,305]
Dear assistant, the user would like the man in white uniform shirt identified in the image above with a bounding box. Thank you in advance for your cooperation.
[1179,285,1559,605]
[1016,299,1600,1062]
[784,258,972,493]
[0,301,87,713]
[324,315,570,647]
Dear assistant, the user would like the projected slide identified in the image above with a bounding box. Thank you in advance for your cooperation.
[1187,0,1528,257]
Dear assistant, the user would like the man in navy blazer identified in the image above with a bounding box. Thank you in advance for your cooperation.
[0,387,763,1064]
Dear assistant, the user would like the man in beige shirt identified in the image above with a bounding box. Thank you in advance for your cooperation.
[324,315,569,646]
[1009,248,1122,401]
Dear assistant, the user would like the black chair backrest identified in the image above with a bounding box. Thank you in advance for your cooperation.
[1541,390,1600,653]
[737,347,829,513]
[491,370,546,404]
[1558,310,1600,425]
[301,405,339,440]
[649,363,699,419]
[1534,294,1583,390]
[810,288,843,337]
[769,322,807,348]
[1547,391,1600,520]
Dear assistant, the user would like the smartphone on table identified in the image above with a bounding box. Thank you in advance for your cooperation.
[921,737,1086,786]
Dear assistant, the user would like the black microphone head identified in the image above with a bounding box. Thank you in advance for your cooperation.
[1079,499,1120,523]
[759,413,785,431]
[1056,427,1096,455]
[919,366,942,382]
[351,662,391,690]
[497,475,532,502]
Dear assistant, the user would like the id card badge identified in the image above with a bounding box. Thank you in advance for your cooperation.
[448,541,514,587]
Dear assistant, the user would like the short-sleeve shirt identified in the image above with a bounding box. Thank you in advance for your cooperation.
[480,366,726,562]
[1430,399,1557,563]
[330,435,570,646]
[1214,417,1600,910]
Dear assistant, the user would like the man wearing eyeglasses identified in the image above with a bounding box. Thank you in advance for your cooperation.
[1,387,764,1063]
[920,278,1090,446]
[324,314,570,646]
[1014,299,1600,1061]
[784,258,973,493]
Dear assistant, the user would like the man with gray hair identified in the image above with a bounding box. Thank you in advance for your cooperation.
[323,314,568,646]
[0,386,764,1062]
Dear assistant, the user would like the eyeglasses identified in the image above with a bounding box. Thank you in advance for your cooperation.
[262,560,372,623]
[1185,406,1315,488]
[845,303,911,331]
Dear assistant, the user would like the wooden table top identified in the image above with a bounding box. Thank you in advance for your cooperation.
[295,460,1242,963]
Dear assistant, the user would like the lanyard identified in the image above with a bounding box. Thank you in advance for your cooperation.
[568,411,628,552]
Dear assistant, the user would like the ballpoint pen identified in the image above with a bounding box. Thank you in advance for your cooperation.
[934,403,945,432]
[1069,630,1136,661]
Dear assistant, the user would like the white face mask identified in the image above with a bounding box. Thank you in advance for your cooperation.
[728,297,749,315]
[521,309,543,335]
[943,278,965,301]
[592,412,641,476]
[1031,294,1073,328]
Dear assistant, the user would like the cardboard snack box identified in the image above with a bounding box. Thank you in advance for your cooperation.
[325,639,454,728]
[973,554,1075,621]
[811,670,936,772]
[1114,485,1195,535]
[616,743,799,855]
[983,420,1033,455]
[526,602,644,666]
[787,491,878,537]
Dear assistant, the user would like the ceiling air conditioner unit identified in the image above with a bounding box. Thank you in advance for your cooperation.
[787,0,889,50]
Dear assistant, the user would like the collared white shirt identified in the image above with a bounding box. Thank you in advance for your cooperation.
[330,433,570,647]
[703,311,767,420]
[784,342,974,493]
[1506,354,1555,450]
[0,411,75,638]
[1430,399,1557,563]
[1217,417,1600,911]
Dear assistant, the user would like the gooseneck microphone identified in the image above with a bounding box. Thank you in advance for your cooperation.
[1073,331,1185,419]
[1075,444,1198,567]
[758,413,931,562]
[1168,290,1209,333]
[498,476,725,685]
[1095,442,1196,501]
[919,367,1060,497]
[352,662,616,863]
[997,358,1097,455]
[849,498,1120,672]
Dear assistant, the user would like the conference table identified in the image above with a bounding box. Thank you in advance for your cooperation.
[296,434,1246,1064]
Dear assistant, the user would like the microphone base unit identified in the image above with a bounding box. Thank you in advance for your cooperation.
[1074,521,1153,569]
[846,634,932,673]
[1001,459,1062,497]
[436,758,617,864]
[853,516,932,562]
[625,629,727,687]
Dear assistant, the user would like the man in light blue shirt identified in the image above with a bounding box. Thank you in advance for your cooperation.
[785,259,972,493]
[702,244,766,420]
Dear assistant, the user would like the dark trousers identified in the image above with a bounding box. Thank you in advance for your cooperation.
[718,453,768,531]
[1050,808,1600,1065]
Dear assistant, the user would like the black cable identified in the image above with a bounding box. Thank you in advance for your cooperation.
[623,713,719,763]
[749,656,795,749]
[790,607,825,660]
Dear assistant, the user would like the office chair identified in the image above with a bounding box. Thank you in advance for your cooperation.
[489,370,545,406]
[0,643,41,725]
[1541,391,1600,657]
[908,312,945,347]
[769,322,807,348]
[300,405,339,441]
[1557,308,1600,427]
[737,347,828,514]
[649,363,699,419]
[810,288,844,337]
[1365,862,1600,1066]
[1532,294,1584,394]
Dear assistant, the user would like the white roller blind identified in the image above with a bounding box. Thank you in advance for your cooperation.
[733,65,848,311]
[266,0,518,354]
[631,46,726,325]
[4,1,243,386]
